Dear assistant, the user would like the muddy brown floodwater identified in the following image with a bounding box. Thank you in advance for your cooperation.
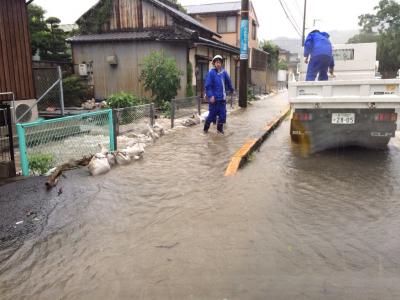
[1,93,400,299]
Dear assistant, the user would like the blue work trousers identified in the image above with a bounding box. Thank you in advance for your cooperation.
[206,100,227,124]
[306,55,331,81]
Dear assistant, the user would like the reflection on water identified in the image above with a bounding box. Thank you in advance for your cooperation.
[1,95,400,299]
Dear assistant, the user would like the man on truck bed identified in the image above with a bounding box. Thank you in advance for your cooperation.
[304,29,335,81]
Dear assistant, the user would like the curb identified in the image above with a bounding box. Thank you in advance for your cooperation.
[224,106,291,177]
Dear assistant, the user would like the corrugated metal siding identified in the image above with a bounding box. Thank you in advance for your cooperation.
[108,0,173,31]
[0,0,35,101]
[72,41,187,99]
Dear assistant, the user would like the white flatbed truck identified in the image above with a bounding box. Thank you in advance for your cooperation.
[289,43,400,152]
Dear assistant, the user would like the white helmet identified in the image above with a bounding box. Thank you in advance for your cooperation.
[212,55,223,64]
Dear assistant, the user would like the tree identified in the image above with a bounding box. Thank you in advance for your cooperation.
[158,0,187,12]
[140,51,183,107]
[349,0,400,77]
[169,0,187,12]
[42,17,70,61]
[76,0,113,34]
[348,32,379,44]
[28,4,49,56]
[260,40,280,71]
[277,59,288,71]
[28,4,70,61]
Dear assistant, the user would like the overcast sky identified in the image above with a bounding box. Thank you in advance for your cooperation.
[33,0,379,39]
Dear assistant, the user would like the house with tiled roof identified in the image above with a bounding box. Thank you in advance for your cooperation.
[68,0,239,100]
[185,1,269,90]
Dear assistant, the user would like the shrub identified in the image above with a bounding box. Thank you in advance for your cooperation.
[278,59,288,70]
[159,100,172,118]
[106,92,142,109]
[106,92,143,125]
[28,153,54,175]
[247,86,257,102]
[63,75,91,107]
[140,50,183,107]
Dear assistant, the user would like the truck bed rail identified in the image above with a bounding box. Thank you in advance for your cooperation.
[289,79,400,109]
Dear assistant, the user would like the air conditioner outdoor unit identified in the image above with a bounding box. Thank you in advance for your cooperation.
[6,99,39,124]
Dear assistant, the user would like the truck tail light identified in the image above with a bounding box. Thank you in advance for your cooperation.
[374,113,397,122]
[293,112,313,121]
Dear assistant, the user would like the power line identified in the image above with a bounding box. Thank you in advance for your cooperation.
[283,0,303,21]
[279,0,302,35]
[281,0,302,33]
[278,0,302,37]
[291,0,303,19]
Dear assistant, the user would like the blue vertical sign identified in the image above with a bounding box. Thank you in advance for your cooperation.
[240,19,249,60]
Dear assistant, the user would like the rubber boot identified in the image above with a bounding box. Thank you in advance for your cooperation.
[203,122,211,133]
[217,123,224,134]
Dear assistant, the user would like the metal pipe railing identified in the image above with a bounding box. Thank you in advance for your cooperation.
[0,92,16,122]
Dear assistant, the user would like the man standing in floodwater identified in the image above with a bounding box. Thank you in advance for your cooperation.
[204,55,234,134]
[304,29,335,81]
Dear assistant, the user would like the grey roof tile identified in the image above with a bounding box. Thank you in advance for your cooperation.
[67,29,191,43]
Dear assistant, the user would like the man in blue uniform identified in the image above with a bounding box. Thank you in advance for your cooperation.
[304,30,335,81]
[204,55,234,134]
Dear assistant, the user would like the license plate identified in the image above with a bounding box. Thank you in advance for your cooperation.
[332,113,355,124]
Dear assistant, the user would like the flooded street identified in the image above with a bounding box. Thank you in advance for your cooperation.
[2,93,400,299]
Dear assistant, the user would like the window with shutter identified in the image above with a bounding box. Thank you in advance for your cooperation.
[217,16,237,33]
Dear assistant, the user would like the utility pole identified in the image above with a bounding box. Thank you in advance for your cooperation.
[239,0,249,108]
[301,0,307,46]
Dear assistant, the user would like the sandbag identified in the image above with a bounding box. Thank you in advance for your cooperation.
[98,143,108,155]
[88,154,111,176]
[200,111,209,122]
[118,136,137,149]
[124,143,145,158]
[153,123,165,136]
[107,153,116,166]
[181,117,200,127]
[145,124,159,140]
[115,151,131,165]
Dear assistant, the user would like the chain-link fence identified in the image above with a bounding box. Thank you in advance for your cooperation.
[228,93,238,109]
[267,70,278,93]
[17,110,114,176]
[32,66,64,117]
[113,104,154,136]
[250,86,267,95]
[277,81,288,90]
[171,96,201,128]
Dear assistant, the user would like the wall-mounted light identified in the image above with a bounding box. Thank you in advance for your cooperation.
[107,55,118,66]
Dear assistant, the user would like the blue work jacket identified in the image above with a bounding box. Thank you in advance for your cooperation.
[205,68,234,101]
[304,31,333,58]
